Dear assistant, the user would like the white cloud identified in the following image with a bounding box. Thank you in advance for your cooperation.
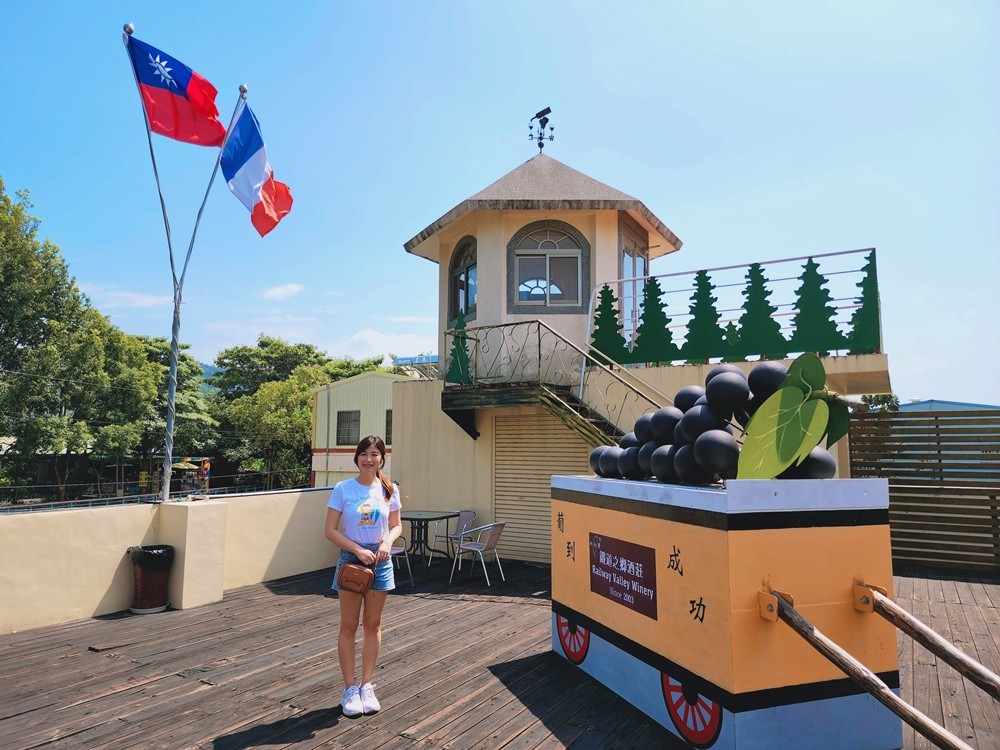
[262,283,305,301]
[80,284,171,309]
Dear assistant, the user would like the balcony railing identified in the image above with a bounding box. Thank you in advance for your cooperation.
[443,319,666,437]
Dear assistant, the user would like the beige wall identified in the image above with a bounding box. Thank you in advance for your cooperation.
[435,209,627,358]
[0,487,339,635]
[391,378,496,523]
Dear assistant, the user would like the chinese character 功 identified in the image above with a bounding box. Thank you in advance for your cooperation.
[689,596,706,623]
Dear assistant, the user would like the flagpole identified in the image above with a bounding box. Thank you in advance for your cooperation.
[123,23,185,501]
[157,88,247,503]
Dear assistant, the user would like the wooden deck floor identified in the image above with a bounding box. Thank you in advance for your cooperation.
[1,562,998,749]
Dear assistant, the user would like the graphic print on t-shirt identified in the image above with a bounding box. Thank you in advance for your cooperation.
[357,502,380,528]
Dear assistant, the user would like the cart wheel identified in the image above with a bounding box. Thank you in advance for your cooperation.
[556,614,590,664]
[661,672,722,748]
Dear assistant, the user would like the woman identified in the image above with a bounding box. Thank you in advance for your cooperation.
[324,435,402,717]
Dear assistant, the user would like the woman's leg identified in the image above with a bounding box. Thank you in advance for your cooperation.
[360,590,388,685]
[338,590,364,687]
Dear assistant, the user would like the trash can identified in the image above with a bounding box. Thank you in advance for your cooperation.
[127,545,175,614]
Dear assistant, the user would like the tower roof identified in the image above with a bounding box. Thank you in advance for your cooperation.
[403,154,682,263]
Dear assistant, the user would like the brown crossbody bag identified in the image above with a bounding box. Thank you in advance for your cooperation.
[337,562,374,595]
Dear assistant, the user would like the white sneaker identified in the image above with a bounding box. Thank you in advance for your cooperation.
[341,685,363,717]
[360,682,381,714]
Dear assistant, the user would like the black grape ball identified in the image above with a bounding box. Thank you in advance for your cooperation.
[778,446,837,479]
[674,444,717,485]
[705,363,745,386]
[674,385,706,413]
[679,404,730,443]
[673,420,689,447]
[706,371,750,415]
[693,429,741,474]
[748,361,788,401]
[650,445,680,483]
[598,446,624,478]
[589,445,609,476]
[650,406,684,443]
[620,431,642,449]
[633,412,654,444]
[617,446,645,480]
[638,440,659,477]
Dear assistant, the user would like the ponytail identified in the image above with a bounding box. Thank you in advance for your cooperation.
[378,470,394,501]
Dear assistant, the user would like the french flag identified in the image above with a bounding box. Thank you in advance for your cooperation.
[124,34,226,147]
[221,103,293,237]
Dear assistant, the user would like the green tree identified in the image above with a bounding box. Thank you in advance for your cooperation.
[0,179,84,375]
[787,258,847,356]
[735,263,788,360]
[589,285,629,366]
[130,336,218,492]
[631,276,681,365]
[225,364,331,489]
[862,394,899,412]
[680,271,727,364]
[208,335,333,401]
[846,251,881,355]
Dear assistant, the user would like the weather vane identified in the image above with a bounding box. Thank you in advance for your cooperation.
[528,107,554,152]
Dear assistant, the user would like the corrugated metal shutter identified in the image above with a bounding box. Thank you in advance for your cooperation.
[494,414,591,564]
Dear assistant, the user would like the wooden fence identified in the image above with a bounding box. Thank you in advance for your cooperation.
[850,409,1000,573]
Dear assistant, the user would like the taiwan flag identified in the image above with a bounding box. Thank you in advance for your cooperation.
[220,103,293,237]
[125,34,226,147]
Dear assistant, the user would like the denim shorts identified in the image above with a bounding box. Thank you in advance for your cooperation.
[332,542,395,592]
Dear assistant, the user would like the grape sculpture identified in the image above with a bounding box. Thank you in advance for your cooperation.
[588,354,849,486]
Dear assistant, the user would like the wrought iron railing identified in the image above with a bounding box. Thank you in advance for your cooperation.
[443,320,667,436]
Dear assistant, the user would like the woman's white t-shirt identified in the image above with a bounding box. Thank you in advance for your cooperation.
[327,477,402,545]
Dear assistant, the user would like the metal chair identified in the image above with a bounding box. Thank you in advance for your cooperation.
[427,509,477,567]
[449,521,507,586]
[390,537,413,587]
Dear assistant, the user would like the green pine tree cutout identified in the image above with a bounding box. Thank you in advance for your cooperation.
[680,271,727,364]
[787,258,847,356]
[721,321,743,362]
[846,250,881,355]
[589,284,629,367]
[631,276,681,365]
[445,310,472,384]
[736,263,788,360]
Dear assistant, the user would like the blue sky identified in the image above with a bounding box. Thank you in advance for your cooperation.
[1,2,997,404]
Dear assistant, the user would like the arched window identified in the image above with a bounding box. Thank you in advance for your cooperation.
[507,221,590,314]
[448,237,477,324]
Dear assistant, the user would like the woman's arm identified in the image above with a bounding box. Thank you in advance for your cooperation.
[376,509,403,562]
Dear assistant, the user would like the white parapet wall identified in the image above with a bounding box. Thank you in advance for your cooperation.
[0,486,339,635]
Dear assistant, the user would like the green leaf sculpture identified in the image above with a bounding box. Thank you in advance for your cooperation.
[736,352,852,479]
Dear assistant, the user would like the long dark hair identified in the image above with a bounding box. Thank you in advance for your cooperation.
[353,435,394,500]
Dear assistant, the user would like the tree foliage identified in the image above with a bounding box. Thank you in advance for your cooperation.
[631,276,680,365]
[680,271,727,364]
[589,284,629,366]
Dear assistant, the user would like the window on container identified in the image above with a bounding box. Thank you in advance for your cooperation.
[448,237,477,324]
[336,410,361,446]
[385,409,393,446]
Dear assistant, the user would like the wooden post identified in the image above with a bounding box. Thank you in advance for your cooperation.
[864,585,1000,701]
[774,592,974,750]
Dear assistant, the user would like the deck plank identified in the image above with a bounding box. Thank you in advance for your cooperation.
[3,565,1000,749]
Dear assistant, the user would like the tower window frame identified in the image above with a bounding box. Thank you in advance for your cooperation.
[448,236,477,325]
[506,220,591,315]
